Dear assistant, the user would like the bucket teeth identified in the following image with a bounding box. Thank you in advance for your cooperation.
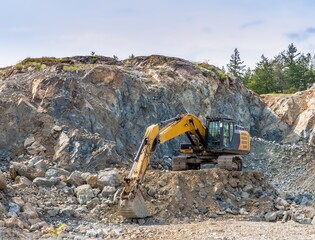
[119,189,150,219]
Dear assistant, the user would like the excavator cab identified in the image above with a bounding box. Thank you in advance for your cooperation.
[206,117,234,150]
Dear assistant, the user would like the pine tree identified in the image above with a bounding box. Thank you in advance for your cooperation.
[227,48,246,79]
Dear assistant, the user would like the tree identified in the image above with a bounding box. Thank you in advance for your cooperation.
[242,67,252,87]
[227,48,246,79]
[249,55,276,94]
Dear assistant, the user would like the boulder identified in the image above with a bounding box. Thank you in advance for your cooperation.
[82,173,98,188]
[265,211,277,222]
[67,171,85,187]
[97,169,119,190]
[101,186,116,198]
[33,177,58,187]
[75,184,94,204]
[8,202,20,216]
[24,136,35,148]
[147,187,157,197]
[26,141,46,155]
[22,203,38,219]
[12,197,25,208]
[60,206,75,217]
[11,160,46,180]
[45,168,70,179]
[4,216,25,229]
[213,182,224,195]
[15,176,32,186]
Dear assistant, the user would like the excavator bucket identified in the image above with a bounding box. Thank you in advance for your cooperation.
[119,189,150,219]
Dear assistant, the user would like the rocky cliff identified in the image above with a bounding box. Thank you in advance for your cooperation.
[0,55,293,172]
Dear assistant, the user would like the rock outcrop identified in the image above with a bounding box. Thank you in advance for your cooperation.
[0,55,292,172]
[262,87,315,145]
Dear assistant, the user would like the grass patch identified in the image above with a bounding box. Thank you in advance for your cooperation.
[19,57,70,66]
[196,62,230,80]
[63,65,78,71]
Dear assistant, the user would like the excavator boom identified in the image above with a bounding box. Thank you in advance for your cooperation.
[119,114,206,218]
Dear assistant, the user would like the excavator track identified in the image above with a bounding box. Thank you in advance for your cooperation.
[119,189,150,219]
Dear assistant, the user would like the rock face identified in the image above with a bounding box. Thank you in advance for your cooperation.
[0,55,291,172]
[262,87,315,145]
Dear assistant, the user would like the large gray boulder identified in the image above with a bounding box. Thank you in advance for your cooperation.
[97,169,119,190]
[75,184,95,204]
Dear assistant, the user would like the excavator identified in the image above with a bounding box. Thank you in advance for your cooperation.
[119,113,250,219]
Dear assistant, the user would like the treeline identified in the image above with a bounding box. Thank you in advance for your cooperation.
[226,44,315,94]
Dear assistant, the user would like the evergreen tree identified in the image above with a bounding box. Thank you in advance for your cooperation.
[249,55,275,94]
[227,48,246,79]
[242,67,252,87]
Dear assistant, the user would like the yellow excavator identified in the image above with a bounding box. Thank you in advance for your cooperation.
[119,113,250,219]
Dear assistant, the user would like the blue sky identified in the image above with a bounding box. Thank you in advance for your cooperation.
[1,0,315,68]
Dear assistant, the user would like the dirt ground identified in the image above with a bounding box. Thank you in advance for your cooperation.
[1,219,314,240]
[120,219,315,240]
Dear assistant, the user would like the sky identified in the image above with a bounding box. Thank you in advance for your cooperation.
[1,0,315,68]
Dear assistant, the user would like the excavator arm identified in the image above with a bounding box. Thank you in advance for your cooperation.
[119,113,206,218]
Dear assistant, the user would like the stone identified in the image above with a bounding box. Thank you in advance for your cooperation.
[28,218,42,225]
[253,187,263,198]
[90,205,101,219]
[26,141,46,155]
[45,168,70,179]
[242,208,250,215]
[24,136,35,148]
[8,202,20,215]
[4,216,25,229]
[97,169,119,190]
[198,207,208,214]
[11,160,46,180]
[265,211,277,222]
[12,197,25,207]
[213,182,224,195]
[228,178,238,188]
[209,213,219,218]
[83,173,97,188]
[87,198,100,210]
[241,191,250,199]
[147,187,157,197]
[311,216,315,225]
[138,219,146,224]
[60,206,75,217]
[171,186,182,200]
[276,198,290,208]
[22,203,38,219]
[0,171,7,189]
[28,156,42,166]
[243,184,253,192]
[15,176,32,186]
[101,186,116,198]
[47,208,59,217]
[198,191,207,199]
[67,171,85,187]
[75,184,94,204]
[53,125,62,132]
[33,177,58,187]
[158,180,167,187]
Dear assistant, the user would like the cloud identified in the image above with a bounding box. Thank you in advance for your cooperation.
[306,27,315,33]
[240,20,263,29]
[287,27,315,41]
